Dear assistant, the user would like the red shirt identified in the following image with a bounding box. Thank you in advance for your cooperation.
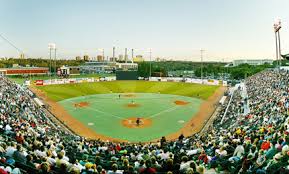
[139,168,156,174]
[16,135,24,144]
[198,154,209,164]
[116,144,121,151]
[261,141,270,150]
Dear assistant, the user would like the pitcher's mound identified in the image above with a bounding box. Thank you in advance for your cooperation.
[174,100,189,105]
[122,117,152,128]
[74,102,89,108]
[125,103,140,108]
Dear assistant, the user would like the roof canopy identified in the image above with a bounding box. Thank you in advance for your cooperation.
[281,54,289,60]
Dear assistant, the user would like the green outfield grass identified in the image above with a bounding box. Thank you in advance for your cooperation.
[36,81,219,101]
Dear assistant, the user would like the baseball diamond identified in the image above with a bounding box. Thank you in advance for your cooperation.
[32,80,225,142]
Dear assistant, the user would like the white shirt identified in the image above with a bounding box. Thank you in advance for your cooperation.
[5,124,12,131]
[180,161,192,170]
[158,152,170,160]
[216,149,227,156]
[233,145,245,157]
[47,157,56,166]
[5,146,16,157]
[34,150,47,158]
[186,149,200,156]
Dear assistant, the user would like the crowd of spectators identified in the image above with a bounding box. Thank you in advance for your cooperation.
[0,69,288,174]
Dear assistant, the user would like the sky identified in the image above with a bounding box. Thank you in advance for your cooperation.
[0,0,289,61]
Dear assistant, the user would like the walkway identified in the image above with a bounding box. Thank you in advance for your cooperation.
[239,82,250,115]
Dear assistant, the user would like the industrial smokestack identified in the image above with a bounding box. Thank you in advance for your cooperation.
[131,49,134,63]
[102,49,105,62]
[113,47,115,62]
[125,48,127,63]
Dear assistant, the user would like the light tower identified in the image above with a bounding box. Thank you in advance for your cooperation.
[200,49,205,83]
[149,48,152,77]
[273,19,282,68]
[48,43,56,79]
[54,48,57,77]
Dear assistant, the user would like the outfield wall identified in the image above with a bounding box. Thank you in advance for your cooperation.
[149,77,227,86]
[30,75,226,86]
[33,76,116,86]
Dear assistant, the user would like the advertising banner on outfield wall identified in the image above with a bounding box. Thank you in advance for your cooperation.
[35,80,44,86]
[40,76,117,86]
[149,77,227,86]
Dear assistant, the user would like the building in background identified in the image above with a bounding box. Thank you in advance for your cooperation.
[109,57,117,62]
[83,55,89,61]
[97,55,104,62]
[19,53,25,59]
[80,62,113,74]
[155,57,167,62]
[133,55,144,62]
[59,65,80,76]
[233,59,274,66]
[0,67,49,76]
[75,56,82,61]
[79,61,138,74]
[118,54,124,61]
[115,62,138,70]
[124,55,128,62]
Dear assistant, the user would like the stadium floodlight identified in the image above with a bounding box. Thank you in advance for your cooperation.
[149,48,152,77]
[200,49,205,83]
[273,19,281,32]
[273,19,282,68]
[48,43,56,79]
[48,43,56,50]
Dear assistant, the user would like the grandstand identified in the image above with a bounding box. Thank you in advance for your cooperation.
[0,68,288,173]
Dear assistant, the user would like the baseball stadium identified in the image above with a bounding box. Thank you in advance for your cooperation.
[1,1,289,174]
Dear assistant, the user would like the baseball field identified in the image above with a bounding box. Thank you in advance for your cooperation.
[32,81,225,142]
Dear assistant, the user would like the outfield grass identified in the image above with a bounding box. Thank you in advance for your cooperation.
[36,81,219,101]
[8,73,114,84]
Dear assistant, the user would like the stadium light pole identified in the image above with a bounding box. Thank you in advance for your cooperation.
[277,30,282,67]
[54,47,57,77]
[49,47,52,78]
[48,43,56,79]
[200,49,205,83]
[275,32,279,67]
[273,19,282,69]
[149,48,152,77]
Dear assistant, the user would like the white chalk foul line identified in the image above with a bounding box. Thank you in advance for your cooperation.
[50,93,126,120]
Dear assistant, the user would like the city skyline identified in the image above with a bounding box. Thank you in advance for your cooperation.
[1,0,289,61]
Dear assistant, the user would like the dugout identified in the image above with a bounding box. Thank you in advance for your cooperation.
[116,70,138,80]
